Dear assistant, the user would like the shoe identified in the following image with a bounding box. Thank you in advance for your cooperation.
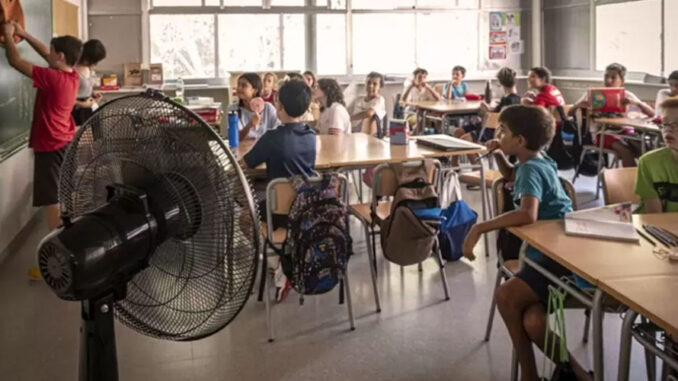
[27,267,43,281]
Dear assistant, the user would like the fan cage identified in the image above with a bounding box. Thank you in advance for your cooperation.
[59,91,261,341]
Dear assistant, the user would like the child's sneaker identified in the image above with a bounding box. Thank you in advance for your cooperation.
[27,267,42,281]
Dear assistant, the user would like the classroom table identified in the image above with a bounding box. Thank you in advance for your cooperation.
[403,100,483,134]
[590,117,662,199]
[509,213,678,381]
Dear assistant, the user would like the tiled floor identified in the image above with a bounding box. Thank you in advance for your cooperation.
[0,170,650,380]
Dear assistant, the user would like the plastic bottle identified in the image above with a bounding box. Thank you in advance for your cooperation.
[228,111,239,149]
[484,80,493,104]
[176,77,185,103]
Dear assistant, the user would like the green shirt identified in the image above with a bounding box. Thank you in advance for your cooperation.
[635,147,678,213]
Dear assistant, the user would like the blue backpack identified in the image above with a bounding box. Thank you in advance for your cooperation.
[437,200,478,261]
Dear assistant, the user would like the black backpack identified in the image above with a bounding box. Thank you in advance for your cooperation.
[546,106,580,170]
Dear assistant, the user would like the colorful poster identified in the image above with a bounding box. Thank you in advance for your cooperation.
[490,12,503,31]
[504,12,520,27]
[509,40,524,55]
[489,45,507,60]
[507,26,520,41]
[490,31,507,45]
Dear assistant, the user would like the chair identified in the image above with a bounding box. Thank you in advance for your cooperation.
[483,177,584,342]
[602,167,640,205]
[349,160,450,313]
[260,174,355,342]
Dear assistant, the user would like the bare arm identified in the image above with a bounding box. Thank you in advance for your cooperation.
[425,84,442,101]
[401,84,415,104]
[643,199,663,213]
[1,24,33,78]
[635,100,655,118]
[485,139,515,180]
[12,21,49,61]
[351,109,374,121]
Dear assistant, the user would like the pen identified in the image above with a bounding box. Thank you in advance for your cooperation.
[656,226,678,243]
[648,225,677,246]
[643,225,672,248]
[635,228,656,247]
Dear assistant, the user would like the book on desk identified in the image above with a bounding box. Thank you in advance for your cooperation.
[564,203,640,242]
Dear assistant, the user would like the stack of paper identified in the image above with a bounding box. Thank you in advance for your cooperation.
[564,203,639,242]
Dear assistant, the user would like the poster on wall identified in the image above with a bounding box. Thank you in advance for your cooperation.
[489,45,507,60]
[488,11,521,60]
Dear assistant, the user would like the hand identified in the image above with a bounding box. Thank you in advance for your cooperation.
[81,98,95,108]
[462,226,480,261]
[11,21,26,38]
[479,102,490,113]
[248,113,261,129]
[485,138,502,153]
[2,22,16,38]
[92,92,103,102]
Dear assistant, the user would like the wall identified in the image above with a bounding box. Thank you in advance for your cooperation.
[544,0,590,71]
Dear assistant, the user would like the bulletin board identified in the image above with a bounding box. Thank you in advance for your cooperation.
[488,11,522,61]
[52,0,78,37]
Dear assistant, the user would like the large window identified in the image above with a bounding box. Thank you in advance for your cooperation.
[416,11,478,74]
[150,15,215,79]
[316,14,346,75]
[352,14,416,75]
[595,0,662,75]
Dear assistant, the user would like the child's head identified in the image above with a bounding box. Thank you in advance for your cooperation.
[497,105,555,155]
[527,67,552,89]
[452,66,466,84]
[496,67,517,89]
[412,68,428,86]
[78,39,106,67]
[660,97,678,150]
[262,72,277,92]
[286,72,304,82]
[276,80,312,121]
[315,78,345,109]
[604,63,626,87]
[49,36,83,69]
[668,70,678,96]
[237,73,263,104]
[365,71,384,98]
[303,70,316,89]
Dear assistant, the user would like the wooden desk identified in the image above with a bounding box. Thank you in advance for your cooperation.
[592,117,660,134]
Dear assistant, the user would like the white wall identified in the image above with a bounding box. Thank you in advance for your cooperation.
[0,148,37,260]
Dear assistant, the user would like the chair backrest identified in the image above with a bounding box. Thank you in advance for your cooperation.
[484,112,500,130]
[602,167,640,205]
[491,176,578,217]
[558,177,578,211]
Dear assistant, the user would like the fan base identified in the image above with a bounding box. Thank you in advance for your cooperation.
[79,293,119,381]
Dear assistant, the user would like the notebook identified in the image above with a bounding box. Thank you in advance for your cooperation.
[588,87,626,113]
[564,203,639,242]
[415,134,484,152]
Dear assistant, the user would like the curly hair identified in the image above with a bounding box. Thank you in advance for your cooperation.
[317,78,345,110]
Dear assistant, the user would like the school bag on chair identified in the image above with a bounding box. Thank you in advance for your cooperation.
[437,200,477,262]
[280,174,352,305]
[378,160,440,266]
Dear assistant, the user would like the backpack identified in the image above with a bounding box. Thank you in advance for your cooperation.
[437,200,478,261]
[280,174,352,304]
[378,160,439,266]
[546,106,580,170]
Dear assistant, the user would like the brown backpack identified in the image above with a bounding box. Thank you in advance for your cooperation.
[378,160,439,266]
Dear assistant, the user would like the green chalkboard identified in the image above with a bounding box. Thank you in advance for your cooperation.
[0,0,52,161]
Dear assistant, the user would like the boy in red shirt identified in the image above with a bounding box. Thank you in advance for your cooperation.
[522,66,565,107]
[2,21,82,279]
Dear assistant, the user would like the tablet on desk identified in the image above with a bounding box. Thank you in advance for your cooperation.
[588,87,626,114]
[415,134,484,152]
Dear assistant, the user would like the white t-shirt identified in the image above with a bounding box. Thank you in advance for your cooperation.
[348,95,387,131]
[404,85,437,114]
[317,102,351,135]
[227,102,280,139]
[655,89,675,117]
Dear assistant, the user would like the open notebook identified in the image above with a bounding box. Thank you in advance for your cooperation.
[564,203,639,242]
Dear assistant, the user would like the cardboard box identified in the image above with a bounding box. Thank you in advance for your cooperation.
[389,119,409,145]
[124,63,143,86]
[149,63,163,85]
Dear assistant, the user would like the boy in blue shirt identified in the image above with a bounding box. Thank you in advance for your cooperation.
[463,106,592,381]
[442,65,469,100]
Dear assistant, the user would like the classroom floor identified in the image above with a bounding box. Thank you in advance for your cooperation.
[0,170,651,381]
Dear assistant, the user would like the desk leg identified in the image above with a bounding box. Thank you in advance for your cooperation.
[618,310,638,381]
[479,162,489,258]
[640,132,647,155]
[595,128,606,200]
[593,288,605,381]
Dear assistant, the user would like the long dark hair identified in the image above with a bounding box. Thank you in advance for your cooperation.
[317,78,345,111]
[79,39,106,66]
[238,72,263,107]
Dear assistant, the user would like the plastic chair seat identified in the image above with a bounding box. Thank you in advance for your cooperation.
[459,169,503,187]
[349,202,392,225]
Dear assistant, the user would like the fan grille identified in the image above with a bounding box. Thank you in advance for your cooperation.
[59,92,260,341]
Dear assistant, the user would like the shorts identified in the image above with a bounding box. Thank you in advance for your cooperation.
[72,106,94,126]
[514,248,572,306]
[595,127,635,149]
[33,145,69,207]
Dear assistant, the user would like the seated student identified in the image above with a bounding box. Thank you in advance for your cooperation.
[521,66,565,108]
[72,39,106,126]
[442,65,469,100]
[655,70,678,117]
[635,97,678,213]
[402,67,441,129]
[303,70,317,90]
[348,71,387,134]
[261,72,278,104]
[227,72,279,141]
[570,63,655,167]
[302,70,321,120]
[314,78,351,135]
[462,106,592,381]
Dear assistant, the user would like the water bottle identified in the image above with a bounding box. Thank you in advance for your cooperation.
[484,80,493,104]
[176,76,185,103]
[228,111,239,148]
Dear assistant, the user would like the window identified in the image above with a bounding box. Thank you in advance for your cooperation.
[416,0,478,8]
[316,14,346,74]
[150,15,215,79]
[595,0,662,75]
[416,12,478,74]
[666,0,678,73]
[217,14,305,75]
[352,14,416,75]
[152,0,202,6]
[351,0,414,10]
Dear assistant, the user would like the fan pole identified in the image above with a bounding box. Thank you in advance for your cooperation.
[79,294,118,381]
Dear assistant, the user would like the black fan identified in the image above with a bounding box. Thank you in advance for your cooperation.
[37,90,260,381]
